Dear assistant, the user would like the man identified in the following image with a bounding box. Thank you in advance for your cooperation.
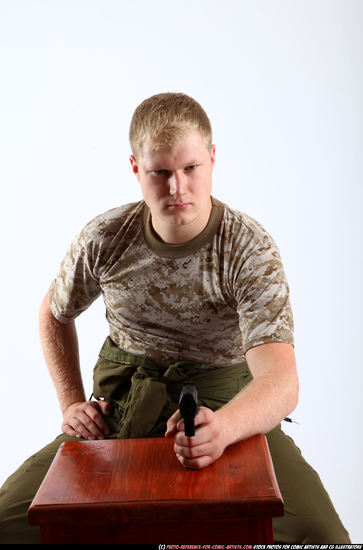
[0,92,350,543]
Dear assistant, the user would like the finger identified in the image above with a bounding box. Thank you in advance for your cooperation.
[175,406,213,434]
[69,410,105,440]
[174,423,212,447]
[96,400,112,417]
[61,423,83,439]
[86,403,111,435]
[193,406,214,426]
[165,409,181,438]
[176,452,213,470]
[174,440,213,459]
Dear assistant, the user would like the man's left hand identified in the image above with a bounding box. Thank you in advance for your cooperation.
[165,406,227,469]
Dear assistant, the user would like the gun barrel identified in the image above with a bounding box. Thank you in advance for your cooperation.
[179,381,198,437]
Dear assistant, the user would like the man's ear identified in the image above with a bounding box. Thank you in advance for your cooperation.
[210,144,216,170]
[129,155,141,182]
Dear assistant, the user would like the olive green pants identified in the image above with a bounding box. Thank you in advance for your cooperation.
[0,339,351,543]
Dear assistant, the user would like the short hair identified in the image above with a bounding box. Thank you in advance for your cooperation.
[129,92,213,161]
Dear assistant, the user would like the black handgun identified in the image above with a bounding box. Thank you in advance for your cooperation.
[179,381,199,437]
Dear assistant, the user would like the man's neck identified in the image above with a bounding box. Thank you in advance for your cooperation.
[151,200,213,244]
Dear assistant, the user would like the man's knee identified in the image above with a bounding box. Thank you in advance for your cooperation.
[305,514,351,544]
[0,492,40,544]
[267,427,351,544]
[274,512,351,544]
[0,464,41,544]
[0,434,73,544]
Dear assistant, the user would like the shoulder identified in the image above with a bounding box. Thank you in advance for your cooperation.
[77,200,145,246]
[213,197,279,254]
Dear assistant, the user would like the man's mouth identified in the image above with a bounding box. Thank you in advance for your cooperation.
[168,203,190,210]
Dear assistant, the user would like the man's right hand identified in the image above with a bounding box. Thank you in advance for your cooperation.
[62,400,112,440]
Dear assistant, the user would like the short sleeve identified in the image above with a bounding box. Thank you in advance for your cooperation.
[234,233,294,354]
[49,230,101,323]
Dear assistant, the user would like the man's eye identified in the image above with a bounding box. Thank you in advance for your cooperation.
[153,169,168,175]
[186,165,198,171]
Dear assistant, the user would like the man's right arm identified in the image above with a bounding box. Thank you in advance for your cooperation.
[39,291,111,440]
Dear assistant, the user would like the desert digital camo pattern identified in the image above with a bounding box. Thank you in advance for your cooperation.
[49,197,294,367]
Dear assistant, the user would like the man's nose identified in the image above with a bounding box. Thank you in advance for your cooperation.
[168,172,185,196]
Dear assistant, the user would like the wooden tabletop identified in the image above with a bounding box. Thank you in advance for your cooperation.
[29,434,284,527]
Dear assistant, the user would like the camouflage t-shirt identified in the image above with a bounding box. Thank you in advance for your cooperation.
[49,197,294,366]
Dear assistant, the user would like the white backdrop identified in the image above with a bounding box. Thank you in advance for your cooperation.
[1,0,362,543]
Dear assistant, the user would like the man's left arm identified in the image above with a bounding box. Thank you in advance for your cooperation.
[166,342,299,469]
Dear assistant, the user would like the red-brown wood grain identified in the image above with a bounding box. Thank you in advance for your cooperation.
[28,434,283,544]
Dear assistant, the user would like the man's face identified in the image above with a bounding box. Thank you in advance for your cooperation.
[130,129,215,243]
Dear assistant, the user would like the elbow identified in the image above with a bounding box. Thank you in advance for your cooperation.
[39,290,58,329]
[287,373,299,415]
[39,291,51,317]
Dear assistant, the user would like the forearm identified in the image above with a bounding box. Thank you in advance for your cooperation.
[39,291,86,413]
[216,371,297,446]
[216,343,299,447]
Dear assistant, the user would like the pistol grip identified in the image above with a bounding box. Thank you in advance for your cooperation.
[184,417,195,437]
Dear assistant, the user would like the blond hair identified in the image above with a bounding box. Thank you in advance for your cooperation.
[129,92,212,160]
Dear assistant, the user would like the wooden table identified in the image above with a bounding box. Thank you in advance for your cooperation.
[28,434,284,544]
